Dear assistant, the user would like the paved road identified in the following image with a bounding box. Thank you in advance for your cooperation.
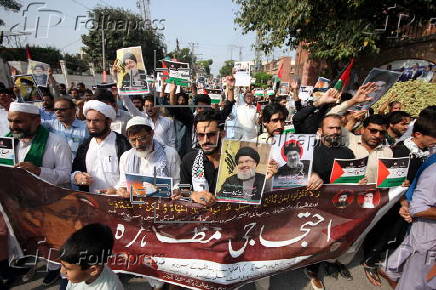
[10,253,392,290]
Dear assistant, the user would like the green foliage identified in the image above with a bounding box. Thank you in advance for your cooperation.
[234,0,436,61]
[81,7,165,73]
[167,47,196,64]
[0,0,21,27]
[1,46,62,68]
[197,59,213,75]
[373,81,436,117]
[64,53,89,74]
[219,60,235,77]
[254,71,271,88]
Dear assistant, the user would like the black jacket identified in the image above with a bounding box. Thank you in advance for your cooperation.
[72,132,131,192]
[218,173,266,201]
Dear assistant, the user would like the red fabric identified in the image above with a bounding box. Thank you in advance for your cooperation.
[277,63,284,79]
[25,45,32,60]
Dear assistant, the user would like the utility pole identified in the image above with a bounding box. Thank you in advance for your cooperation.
[188,42,198,75]
[101,28,106,81]
[254,31,262,72]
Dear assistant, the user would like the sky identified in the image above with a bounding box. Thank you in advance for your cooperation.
[1,0,293,74]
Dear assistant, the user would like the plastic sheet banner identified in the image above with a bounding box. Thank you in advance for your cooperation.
[0,166,405,289]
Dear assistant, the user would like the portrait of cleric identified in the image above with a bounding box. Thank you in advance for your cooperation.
[358,190,380,209]
[218,146,267,202]
[121,52,146,88]
[332,190,354,209]
[275,141,310,181]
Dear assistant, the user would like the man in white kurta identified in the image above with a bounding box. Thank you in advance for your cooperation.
[71,100,131,194]
[234,92,258,140]
[8,102,72,186]
[115,116,180,196]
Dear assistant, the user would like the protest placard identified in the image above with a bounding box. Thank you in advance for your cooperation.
[330,156,368,184]
[377,157,410,188]
[115,46,149,95]
[126,172,173,199]
[27,60,50,87]
[0,137,15,167]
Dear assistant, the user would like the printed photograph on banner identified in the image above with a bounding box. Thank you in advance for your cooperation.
[377,157,410,188]
[215,139,272,205]
[27,60,50,87]
[161,60,190,87]
[330,156,368,184]
[12,74,40,102]
[115,46,148,95]
[331,189,354,209]
[357,189,381,208]
[348,68,402,112]
[270,134,315,190]
[0,137,15,167]
[125,172,173,199]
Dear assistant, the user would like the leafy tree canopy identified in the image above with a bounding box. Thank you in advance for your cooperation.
[220,60,235,76]
[81,7,165,73]
[234,0,435,61]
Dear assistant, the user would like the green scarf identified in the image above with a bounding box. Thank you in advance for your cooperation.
[6,126,49,167]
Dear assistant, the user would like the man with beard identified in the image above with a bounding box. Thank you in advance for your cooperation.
[347,114,393,183]
[6,102,72,285]
[334,191,352,208]
[32,64,48,87]
[72,100,131,194]
[121,94,175,147]
[254,103,289,143]
[113,116,181,198]
[233,92,258,140]
[303,114,355,289]
[386,111,411,145]
[39,88,56,121]
[218,146,268,202]
[313,114,355,183]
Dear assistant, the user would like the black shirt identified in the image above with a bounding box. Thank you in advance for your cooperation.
[392,141,427,181]
[312,143,355,184]
[180,149,219,193]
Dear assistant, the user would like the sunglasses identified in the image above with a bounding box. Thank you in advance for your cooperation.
[367,128,387,135]
[54,108,73,112]
[197,132,219,139]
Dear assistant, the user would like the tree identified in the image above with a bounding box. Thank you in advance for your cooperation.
[197,59,213,75]
[0,0,21,27]
[253,71,271,88]
[81,7,166,73]
[167,47,196,64]
[234,0,435,62]
[219,60,235,77]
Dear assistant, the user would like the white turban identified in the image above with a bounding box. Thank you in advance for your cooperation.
[126,116,152,130]
[9,102,40,115]
[83,100,116,121]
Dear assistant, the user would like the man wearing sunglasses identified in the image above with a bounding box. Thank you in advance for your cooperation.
[42,97,88,159]
[347,114,393,183]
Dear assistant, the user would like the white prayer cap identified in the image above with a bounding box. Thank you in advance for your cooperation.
[126,116,152,130]
[83,100,116,121]
[9,102,40,115]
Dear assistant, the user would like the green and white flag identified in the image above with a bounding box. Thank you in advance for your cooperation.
[0,137,15,167]
[377,157,410,188]
[330,156,368,184]
[162,60,191,87]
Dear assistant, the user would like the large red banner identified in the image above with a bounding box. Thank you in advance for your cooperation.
[0,166,404,289]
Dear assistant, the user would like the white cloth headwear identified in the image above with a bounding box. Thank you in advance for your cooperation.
[9,102,40,115]
[83,100,116,121]
[126,116,152,130]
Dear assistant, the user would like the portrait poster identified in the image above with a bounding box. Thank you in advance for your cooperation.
[376,157,410,188]
[233,61,251,87]
[125,173,173,200]
[27,60,49,87]
[348,68,401,112]
[0,137,15,167]
[215,139,271,205]
[115,46,148,95]
[162,60,190,87]
[298,86,313,102]
[270,134,316,190]
[12,74,41,102]
[330,156,368,184]
[59,60,68,84]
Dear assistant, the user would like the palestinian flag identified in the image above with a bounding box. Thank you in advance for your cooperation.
[206,89,222,104]
[334,59,355,90]
[377,157,410,188]
[330,156,368,184]
[161,60,190,87]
